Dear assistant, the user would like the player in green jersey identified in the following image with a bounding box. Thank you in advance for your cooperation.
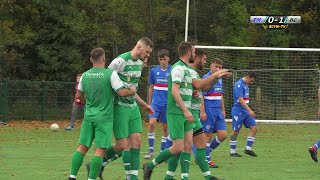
[163,49,220,180]
[68,48,136,180]
[143,42,232,180]
[87,37,154,180]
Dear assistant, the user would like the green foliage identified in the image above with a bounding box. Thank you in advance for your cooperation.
[0,1,319,81]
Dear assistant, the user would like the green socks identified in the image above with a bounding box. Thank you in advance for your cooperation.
[122,150,131,178]
[165,153,181,179]
[70,151,85,176]
[180,152,191,180]
[196,148,212,179]
[88,156,103,179]
[129,148,140,180]
[147,148,174,170]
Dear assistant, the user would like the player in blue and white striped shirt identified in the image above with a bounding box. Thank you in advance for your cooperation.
[145,49,172,159]
[201,58,227,168]
[230,72,258,157]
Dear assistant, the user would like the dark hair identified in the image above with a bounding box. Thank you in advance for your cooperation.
[212,58,223,65]
[139,37,154,49]
[90,48,105,61]
[178,41,194,57]
[195,48,207,58]
[157,49,169,58]
[245,71,257,79]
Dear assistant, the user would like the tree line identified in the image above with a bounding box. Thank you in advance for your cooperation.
[1,0,319,81]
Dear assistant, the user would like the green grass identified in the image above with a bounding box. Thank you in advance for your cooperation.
[1,122,319,180]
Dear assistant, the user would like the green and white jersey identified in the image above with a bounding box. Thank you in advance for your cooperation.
[78,68,124,123]
[189,67,201,114]
[167,60,194,115]
[108,51,143,107]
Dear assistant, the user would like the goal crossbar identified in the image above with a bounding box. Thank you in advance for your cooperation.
[195,45,320,52]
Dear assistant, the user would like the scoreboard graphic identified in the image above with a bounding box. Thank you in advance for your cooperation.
[250,16,301,29]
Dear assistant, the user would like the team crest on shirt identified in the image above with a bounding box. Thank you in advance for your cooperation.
[206,125,211,130]
[166,73,169,77]
[219,79,222,83]
[157,72,160,75]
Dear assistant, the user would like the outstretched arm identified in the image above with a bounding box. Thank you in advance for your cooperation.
[192,69,232,91]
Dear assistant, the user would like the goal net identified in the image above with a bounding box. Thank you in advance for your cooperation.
[195,45,320,123]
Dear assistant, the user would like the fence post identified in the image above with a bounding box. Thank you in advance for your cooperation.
[0,80,8,122]
[41,81,48,121]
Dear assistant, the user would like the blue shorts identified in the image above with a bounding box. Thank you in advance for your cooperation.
[201,107,226,133]
[149,103,167,123]
[231,107,256,131]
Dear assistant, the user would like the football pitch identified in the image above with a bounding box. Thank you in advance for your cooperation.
[0,121,319,180]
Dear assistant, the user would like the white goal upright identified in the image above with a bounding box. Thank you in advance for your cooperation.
[195,45,320,124]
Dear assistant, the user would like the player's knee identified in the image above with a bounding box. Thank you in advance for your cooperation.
[114,140,128,151]
[77,144,89,154]
[171,146,183,154]
[93,148,105,157]
[218,134,227,142]
[230,134,238,141]
[250,126,257,134]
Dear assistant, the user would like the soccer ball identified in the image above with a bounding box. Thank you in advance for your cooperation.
[50,123,59,131]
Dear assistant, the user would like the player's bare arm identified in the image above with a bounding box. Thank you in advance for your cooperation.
[172,83,194,122]
[238,97,255,117]
[148,84,154,105]
[192,69,232,91]
[200,96,206,121]
[76,91,86,104]
[117,85,136,97]
[135,93,155,114]
[221,95,226,118]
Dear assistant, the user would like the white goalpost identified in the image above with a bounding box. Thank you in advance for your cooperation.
[195,45,320,124]
[184,1,320,124]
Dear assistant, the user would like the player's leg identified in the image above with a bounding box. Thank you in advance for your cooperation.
[159,106,169,152]
[161,123,169,151]
[86,105,129,178]
[87,122,113,180]
[146,117,157,159]
[309,140,320,162]
[127,106,143,180]
[209,110,227,151]
[180,128,194,180]
[112,105,131,179]
[144,114,185,180]
[193,127,217,180]
[230,108,243,157]
[69,121,93,179]
[243,117,258,157]
[201,107,216,165]
[146,103,160,159]
[65,103,79,130]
